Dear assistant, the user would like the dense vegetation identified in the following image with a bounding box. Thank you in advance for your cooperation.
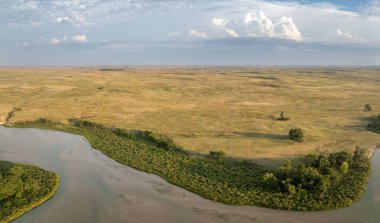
[0,161,59,223]
[368,114,380,133]
[11,119,372,211]
[263,150,365,195]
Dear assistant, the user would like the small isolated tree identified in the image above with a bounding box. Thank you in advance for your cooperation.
[209,151,225,161]
[289,128,304,142]
[364,104,373,112]
[277,111,290,121]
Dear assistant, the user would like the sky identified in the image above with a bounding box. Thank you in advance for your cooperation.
[0,0,379,66]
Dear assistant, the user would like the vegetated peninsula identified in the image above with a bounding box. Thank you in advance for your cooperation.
[0,161,59,223]
[10,119,371,211]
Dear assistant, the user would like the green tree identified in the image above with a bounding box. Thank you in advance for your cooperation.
[364,104,372,112]
[289,128,304,142]
[277,111,289,121]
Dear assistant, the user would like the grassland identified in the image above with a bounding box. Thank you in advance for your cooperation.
[0,67,380,165]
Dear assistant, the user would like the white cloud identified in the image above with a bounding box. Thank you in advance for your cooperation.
[49,38,61,45]
[273,16,302,41]
[42,35,88,45]
[336,29,353,39]
[224,28,239,37]
[71,35,88,43]
[55,15,86,26]
[212,18,239,37]
[188,30,208,39]
[244,10,302,41]
[336,29,365,42]
[213,11,302,41]
[212,18,226,27]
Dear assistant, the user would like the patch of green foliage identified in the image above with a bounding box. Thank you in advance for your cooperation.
[208,151,225,161]
[264,151,359,194]
[364,104,373,112]
[11,119,372,211]
[0,161,58,223]
[289,128,304,142]
[368,114,380,133]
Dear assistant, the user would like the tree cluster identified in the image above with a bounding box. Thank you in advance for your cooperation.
[0,161,58,222]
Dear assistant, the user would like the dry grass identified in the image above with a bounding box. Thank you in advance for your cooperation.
[1,67,379,165]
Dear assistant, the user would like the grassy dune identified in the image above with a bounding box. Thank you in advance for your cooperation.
[1,67,379,165]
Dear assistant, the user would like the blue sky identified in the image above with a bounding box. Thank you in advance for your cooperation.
[0,0,379,66]
[302,0,363,8]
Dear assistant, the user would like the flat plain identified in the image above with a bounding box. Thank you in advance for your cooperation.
[1,67,379,165]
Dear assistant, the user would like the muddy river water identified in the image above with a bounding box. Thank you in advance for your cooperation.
[0,126,378,223]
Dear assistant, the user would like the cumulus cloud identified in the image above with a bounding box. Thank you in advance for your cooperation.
[243,10,302,41]
[212,11,302,41]
[188,30,208,39]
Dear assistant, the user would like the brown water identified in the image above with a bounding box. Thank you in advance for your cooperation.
[0,126,378,223]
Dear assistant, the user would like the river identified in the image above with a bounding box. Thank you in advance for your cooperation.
[0,126,378,223]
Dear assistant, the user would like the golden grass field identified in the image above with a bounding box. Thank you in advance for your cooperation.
[0,67,379,165]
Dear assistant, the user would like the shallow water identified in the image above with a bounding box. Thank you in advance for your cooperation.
[0,126,378,223]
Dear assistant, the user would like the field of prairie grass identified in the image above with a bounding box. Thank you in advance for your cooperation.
[0,67,379,165]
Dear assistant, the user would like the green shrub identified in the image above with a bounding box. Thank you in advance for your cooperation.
[208,151,226,161]
[289,128,304,142]
[364,104,372,112]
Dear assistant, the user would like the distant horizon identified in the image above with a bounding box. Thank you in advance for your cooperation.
[1,65,380,68]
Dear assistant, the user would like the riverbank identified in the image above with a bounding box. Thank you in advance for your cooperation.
[368,146,378,158]
[7,119,372,211]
